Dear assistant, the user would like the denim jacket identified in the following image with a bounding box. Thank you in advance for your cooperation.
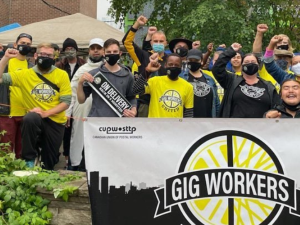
[263,55,295,85]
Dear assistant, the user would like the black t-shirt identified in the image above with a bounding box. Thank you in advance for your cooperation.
[230,80,271,118]
[188,74,213,118]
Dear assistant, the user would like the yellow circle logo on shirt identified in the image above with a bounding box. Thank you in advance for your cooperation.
[31,83,56,102]
[159,90,182,109]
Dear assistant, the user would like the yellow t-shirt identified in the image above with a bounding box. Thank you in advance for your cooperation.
[258,65,280,93]
[145,76,194,118]
[5,58,28,116]
[9,68,71,124]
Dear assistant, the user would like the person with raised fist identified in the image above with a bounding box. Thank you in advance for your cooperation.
[212,43,280,118]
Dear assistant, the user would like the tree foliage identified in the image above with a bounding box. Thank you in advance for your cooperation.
[108,0,300,52]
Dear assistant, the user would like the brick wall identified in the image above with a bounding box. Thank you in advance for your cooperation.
[0,0,10,27]
[10,0,80,25]
[80,0,97,18]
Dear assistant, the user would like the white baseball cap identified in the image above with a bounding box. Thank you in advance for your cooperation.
[89,38,104,48]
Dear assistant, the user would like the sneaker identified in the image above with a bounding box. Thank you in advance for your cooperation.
[25,159,35,168]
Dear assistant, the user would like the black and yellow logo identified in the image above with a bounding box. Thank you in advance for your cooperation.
[155,131,300,225]
[31,83,56,103]
[159,90,182,112]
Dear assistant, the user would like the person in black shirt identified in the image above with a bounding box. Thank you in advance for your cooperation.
[265,79,300,118]
[186,49,220,117]
[212,43,280,118]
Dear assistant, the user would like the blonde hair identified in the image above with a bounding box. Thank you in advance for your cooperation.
[278,34,294,52]
[36,43,54,53]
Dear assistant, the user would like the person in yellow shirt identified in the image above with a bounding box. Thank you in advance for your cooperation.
[0,33,34,158]
[0,43,71,170]
[132,53,194,118]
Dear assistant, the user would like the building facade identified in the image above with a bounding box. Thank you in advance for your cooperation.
[0,0,97,27]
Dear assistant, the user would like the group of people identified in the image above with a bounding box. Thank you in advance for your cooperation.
[0,16,300,172]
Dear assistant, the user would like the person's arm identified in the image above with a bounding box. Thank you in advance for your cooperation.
[0,48,18,83]
[253,24,268,53]
[122,15,148,71]
[30,102,69,118]
[77,72,94,104]
[202,42,213,68]
[142,26,157,51]
[263,35,293,85]
[212,43,240,88]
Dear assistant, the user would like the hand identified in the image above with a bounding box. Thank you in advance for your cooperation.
[219,44,226,48]
[30,107,48,118]
[192,41,201,49]
[4,48,18,59]
[146,53,161,72]
[231,43,242,52]
[265,110,281,118]
[123,108,137,117]
[135,15,148,27]
[65,117,71,128]
[207,42,214,53]
[79,72,94,85]
[148,26,157,36]
[269,35,283,48]
[257,24,268,33]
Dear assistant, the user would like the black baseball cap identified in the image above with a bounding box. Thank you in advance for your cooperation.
[16,33,32,42]
[187,49,203,60]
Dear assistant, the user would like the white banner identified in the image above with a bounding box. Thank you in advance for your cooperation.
[84,118,300,225]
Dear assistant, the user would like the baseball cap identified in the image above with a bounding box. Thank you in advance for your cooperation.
[187,49,203,60]
[89,38,104,48]
[16,33,32,42]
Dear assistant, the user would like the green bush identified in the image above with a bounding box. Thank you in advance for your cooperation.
[0,149,81,225]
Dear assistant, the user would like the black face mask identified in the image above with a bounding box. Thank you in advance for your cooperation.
[17,45,31,56]
[277,45,289,50]
[37,56,54,70]
[242,63,258,76]
[105,54,120,66]
[282,101,300,111]
[175,47,188,57]
[187,62,201,72]
[166,67,181,80]
[276,59,288,71]
[89,55,103,63]
[0,51,4,57]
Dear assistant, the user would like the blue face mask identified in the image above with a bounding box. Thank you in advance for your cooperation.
[152,43,165,53]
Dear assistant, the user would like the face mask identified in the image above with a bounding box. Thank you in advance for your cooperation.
[166,67,181,80]
[17,45,31,56]
[277,45,289,50]
[242,63,258,75]
[291,63,300,75]
[65,49,77,59]
[89,55,103,63]
[175,47,188,57]
[276,59,288,71]
[282,101,300,111]
[105,54,120,66]
[187,62,201,72]
[152,43,165,53]
[0,51,4,57]
[37,56,54,70]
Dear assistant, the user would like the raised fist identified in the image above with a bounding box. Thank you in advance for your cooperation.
[257,24,268,33]
[148,26,157,36]
[192,41,201,49]
[136,15,148,27]
[231,43,242,52]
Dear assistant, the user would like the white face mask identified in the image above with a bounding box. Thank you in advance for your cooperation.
[291,63,300,75]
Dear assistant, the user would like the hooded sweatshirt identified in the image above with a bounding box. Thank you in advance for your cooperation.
[83,63,136,117]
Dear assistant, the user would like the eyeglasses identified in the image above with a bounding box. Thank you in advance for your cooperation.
[37,52,54,58]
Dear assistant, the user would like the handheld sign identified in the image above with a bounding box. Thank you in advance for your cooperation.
[87,71,132,117]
